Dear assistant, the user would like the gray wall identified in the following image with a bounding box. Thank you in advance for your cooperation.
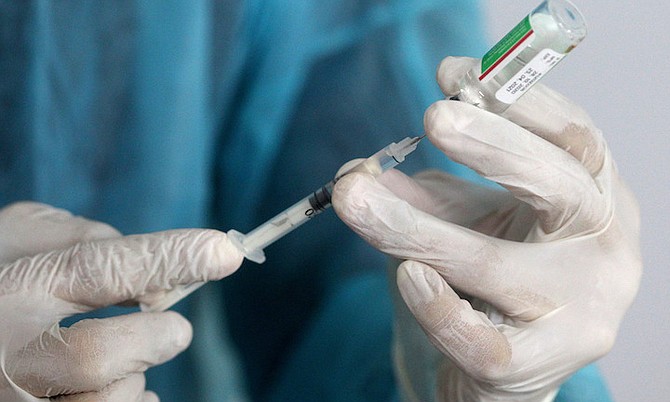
[482,1,670,401]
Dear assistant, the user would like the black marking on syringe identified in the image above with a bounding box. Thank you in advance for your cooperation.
[307,184,333,217]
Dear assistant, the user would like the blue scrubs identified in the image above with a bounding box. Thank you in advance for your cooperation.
[0,1,612,401]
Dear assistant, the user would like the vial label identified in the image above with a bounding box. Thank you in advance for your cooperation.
[495,49,564,104]
[479,15,535,83]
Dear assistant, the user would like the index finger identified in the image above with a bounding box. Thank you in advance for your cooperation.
[4,229,243,312]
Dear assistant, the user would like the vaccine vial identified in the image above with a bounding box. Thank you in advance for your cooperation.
[455,0,587,113]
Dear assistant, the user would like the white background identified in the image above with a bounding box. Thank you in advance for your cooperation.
[484,1,670,401]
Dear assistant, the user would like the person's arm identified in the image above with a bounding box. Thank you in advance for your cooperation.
[0,202,243,401]
[332,57,641,401]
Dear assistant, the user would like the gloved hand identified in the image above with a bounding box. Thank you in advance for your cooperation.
[332,57,642,402]
[0,202,243,401]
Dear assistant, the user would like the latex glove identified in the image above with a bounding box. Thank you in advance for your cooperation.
[332,57,642,402]
[0,202,243,401]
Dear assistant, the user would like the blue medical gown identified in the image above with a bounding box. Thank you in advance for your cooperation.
[0,1,612,401]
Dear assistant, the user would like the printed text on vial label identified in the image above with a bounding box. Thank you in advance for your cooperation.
[496,49,564,104]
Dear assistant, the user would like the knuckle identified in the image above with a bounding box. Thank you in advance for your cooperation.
[585,327,617,359]
[552,122,607,177]
[583,129,607,175]
[472,362,508,383]
[469,338,512,383]
[539,182,608,235]
[459,342,511,383]
[622,261,643,301]
[609,254,642,307]
[84,361,113,390]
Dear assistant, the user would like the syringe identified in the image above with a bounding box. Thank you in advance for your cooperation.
[140,135,423,312]
[228,135,422,264]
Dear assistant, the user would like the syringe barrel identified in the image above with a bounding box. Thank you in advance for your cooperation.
[139,136,421,311]
[237,182,335,259]
[245,195,319,251]
[232,136,421,264]
[455,0,586,113]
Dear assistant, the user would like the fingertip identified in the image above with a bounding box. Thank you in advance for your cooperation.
[121,312,193,367]
[161,311,193,351]
[177,229,244,282]
[423,100,450,142]
[78,221,122,242]
[397,259,424,283]
[333,172,404,245]
[334,169,426,215]
[0,201,60,218]
[208,230,245,279]
[436,56,478,96]
[397,260,448,309]
[332,172,377,213]
[144,391,160,402]
[335,158,366,178]
[423,99,465,136]
[332,171,395,228]
[424,100,477,152]
[149,229,245,283]
[395,260,417,295]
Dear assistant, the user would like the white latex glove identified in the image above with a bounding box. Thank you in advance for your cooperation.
[332,57,642,402]
[0,202,243,401]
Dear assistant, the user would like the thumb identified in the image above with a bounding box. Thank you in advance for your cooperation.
[397,260,511,381]
[0,202,121,264]
[10,312,191,398]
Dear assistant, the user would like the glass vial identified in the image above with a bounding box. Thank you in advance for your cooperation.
[455,0,587,113]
